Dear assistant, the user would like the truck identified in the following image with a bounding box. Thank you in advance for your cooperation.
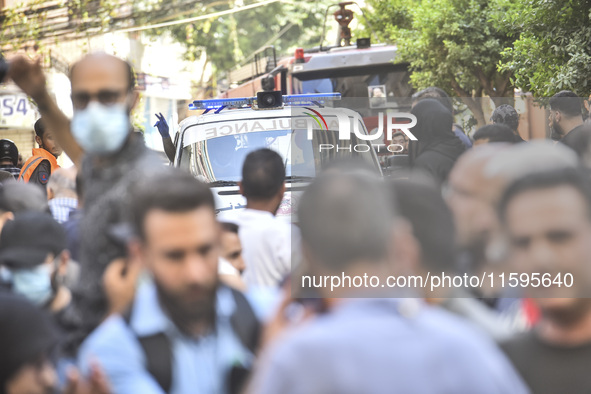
[218,2,415,166]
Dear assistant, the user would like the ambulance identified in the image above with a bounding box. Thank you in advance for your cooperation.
[174,92,381,220]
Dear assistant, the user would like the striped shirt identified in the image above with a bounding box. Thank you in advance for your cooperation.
[49,197,78,224]
[0,165,20,179]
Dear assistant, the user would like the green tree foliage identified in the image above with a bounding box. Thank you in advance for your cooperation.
[154,0,329,88]
[1,0,328,85]
[0,0,122,52]
[363,0,516,127]
[495,0,591,98]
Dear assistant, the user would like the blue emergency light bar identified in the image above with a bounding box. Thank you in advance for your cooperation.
[282,93,341,105]
[189,93,341,110]
[188,97,256,110]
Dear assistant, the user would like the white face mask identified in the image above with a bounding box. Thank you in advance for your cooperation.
[10,264,54,306]
[71,102,130,154]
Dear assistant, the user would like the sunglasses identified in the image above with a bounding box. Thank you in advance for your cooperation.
[71,89,129,109]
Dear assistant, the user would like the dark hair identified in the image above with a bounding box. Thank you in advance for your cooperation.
[220,221,239,234]
[34,118,45,138]
[409,98,455,143]
[241,148,285,200]
[130,169,215,240]
[0,182,49,214]
[499,167,591,222]
[549,90,582,118]
[490,104,519,132]
[473,124,521,144]
[390,178,457,271]
[0,293,59,389]
[298,172,394,271]
[412,87,454,114]
[69,56,136,92]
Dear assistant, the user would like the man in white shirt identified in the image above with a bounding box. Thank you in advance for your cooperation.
[233,149,291,288]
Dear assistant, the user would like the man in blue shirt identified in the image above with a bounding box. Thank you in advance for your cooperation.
[78,169,259,394]
[248,171,529,394]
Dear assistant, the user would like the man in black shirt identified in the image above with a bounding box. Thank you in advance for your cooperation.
[549,90,587,156]
[499,168,591,393]
[8,53,164,354]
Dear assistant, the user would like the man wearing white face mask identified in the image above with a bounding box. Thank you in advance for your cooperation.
[7,53,166,354]
[0,212,71,317]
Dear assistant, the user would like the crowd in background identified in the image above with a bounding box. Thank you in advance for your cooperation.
[2,51,591,394]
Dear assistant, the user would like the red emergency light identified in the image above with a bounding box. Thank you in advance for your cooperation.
[294,48,305,63]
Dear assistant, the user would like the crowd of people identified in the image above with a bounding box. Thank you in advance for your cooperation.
[1,50,591,394]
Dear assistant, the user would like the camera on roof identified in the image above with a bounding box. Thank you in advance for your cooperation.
[257,91,283,109]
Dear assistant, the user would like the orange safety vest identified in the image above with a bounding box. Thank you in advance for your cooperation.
[18,148,60,183]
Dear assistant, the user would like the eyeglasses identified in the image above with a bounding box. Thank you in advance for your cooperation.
[71,89,129,109]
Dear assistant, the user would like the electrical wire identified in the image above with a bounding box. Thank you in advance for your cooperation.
[115,0,282,34]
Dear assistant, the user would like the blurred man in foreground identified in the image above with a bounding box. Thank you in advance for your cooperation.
[0,213,71,316]
[392,176,514,341]
[500,168,591,393]
[0,182,49,236]
[445,145,507,275]
[0,293,110,394]
[248,172,528,393]
[446,142,578,280]
[9,52,164,353]
[0,293,60,394]
[79,169,259,394]
[446,142,579,330]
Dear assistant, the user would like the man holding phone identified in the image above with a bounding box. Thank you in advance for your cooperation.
[9,53,165,354]
[78,169,260,394]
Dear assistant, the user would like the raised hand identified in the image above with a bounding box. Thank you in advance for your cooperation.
[64,362,111,394]
[8,55,48,101]
[103,256,142,316]
[154,112,170,138]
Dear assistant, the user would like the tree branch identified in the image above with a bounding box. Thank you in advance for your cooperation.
[449,74,471,98]
[475,66,496,97]
[450,74,486,128]
[497,71,512,97]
